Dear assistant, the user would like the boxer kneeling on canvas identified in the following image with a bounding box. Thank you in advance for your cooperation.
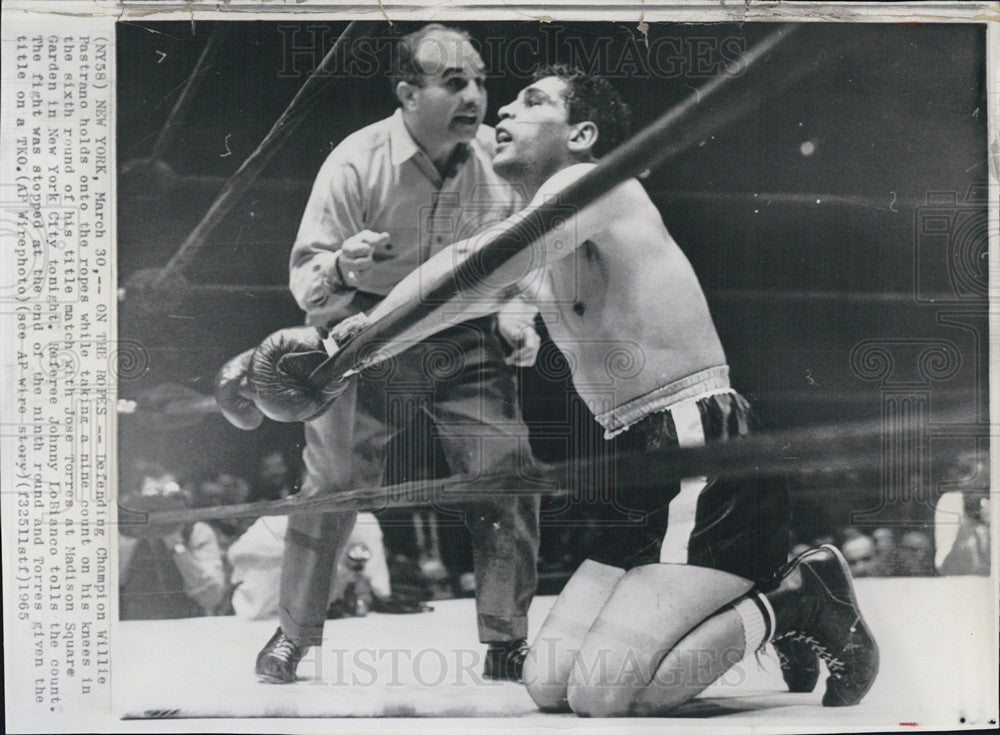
[233,65,880,713]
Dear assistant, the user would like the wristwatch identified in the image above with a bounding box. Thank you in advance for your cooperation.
[335,253,362,290]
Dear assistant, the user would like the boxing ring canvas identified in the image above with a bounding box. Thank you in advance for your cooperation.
[116,578,996,726]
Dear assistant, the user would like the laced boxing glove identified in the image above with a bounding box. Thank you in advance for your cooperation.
[328,312,372,343]
[247,326,351,422]
[214,348,265,430]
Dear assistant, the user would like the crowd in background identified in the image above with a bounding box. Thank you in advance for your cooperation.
[795,526,936,578]
[118,451,438,621]
[119,450,991,621]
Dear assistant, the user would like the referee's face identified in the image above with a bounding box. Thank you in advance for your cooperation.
[409,34,487,146]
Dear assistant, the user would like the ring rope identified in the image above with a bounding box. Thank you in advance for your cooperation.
[151,20,380,286]
[310,24,806,384]
[141,405,972,525]
[149,26,224,162]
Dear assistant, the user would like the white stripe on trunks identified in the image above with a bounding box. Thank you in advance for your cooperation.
[659,398,708,564]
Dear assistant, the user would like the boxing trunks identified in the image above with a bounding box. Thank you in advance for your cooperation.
[589,366,790,590]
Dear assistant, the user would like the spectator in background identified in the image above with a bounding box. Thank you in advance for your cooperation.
[119,464,228,619]
[895,530,936,576]
[226,514,288,620]
[841,535,879,578]
[196,471,254,551]
[227,512,391,620]
[872,528,897,576]
[253,451,296,503]
[841,526,864,543]
[935,449,991,577]
[220,472,252,504]
[329,515,392,613]
[229,457,389,620]
[789,542,811,561]
[936,493,990,576]
[813,533,837,549]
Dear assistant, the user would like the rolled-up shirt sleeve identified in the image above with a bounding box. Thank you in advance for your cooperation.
[289,154,367,315]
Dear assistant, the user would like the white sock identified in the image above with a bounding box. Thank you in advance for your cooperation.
[733,597,768,653]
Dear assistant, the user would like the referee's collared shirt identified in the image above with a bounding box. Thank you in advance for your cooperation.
[290,108,521,324]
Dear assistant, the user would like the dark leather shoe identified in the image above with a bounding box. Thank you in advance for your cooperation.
[482,639,529,681]
[255,627,303,684]
[772,635,820,693]
[771,545,879,706]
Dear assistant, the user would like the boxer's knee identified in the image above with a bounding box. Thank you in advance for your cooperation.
[523,641,572,712]
[565,637,658,717]
[564,564,756,717]
[525,560,625,713]
[565,633,735,717]
[566,677,638,718]
[627,604,748,716]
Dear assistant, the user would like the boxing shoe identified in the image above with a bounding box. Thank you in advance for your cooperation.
[483,639,530,681]
[255,627,304,684]
[771,635,820,693]
[769,545,879,706]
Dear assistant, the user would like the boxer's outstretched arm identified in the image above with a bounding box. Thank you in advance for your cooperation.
[364,163,626,340]
[364,227,512,324]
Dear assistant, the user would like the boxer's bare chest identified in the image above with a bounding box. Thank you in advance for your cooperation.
[525,239,609,330]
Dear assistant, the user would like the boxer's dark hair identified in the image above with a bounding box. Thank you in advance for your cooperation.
[533,64,632,158]
[391,24,473,89]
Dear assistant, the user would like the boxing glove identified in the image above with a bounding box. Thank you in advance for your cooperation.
[214,348,265,430]
[327,311,372,343]
[247,326,351,422]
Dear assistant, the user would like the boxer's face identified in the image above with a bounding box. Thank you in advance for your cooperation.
[406,33,487,145]
[493,76,576,183]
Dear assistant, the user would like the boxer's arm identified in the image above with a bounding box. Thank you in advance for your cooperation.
[321,165,637,373]
[289,156,366,316]
[364,226,514,326]
[364,163,628,328]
